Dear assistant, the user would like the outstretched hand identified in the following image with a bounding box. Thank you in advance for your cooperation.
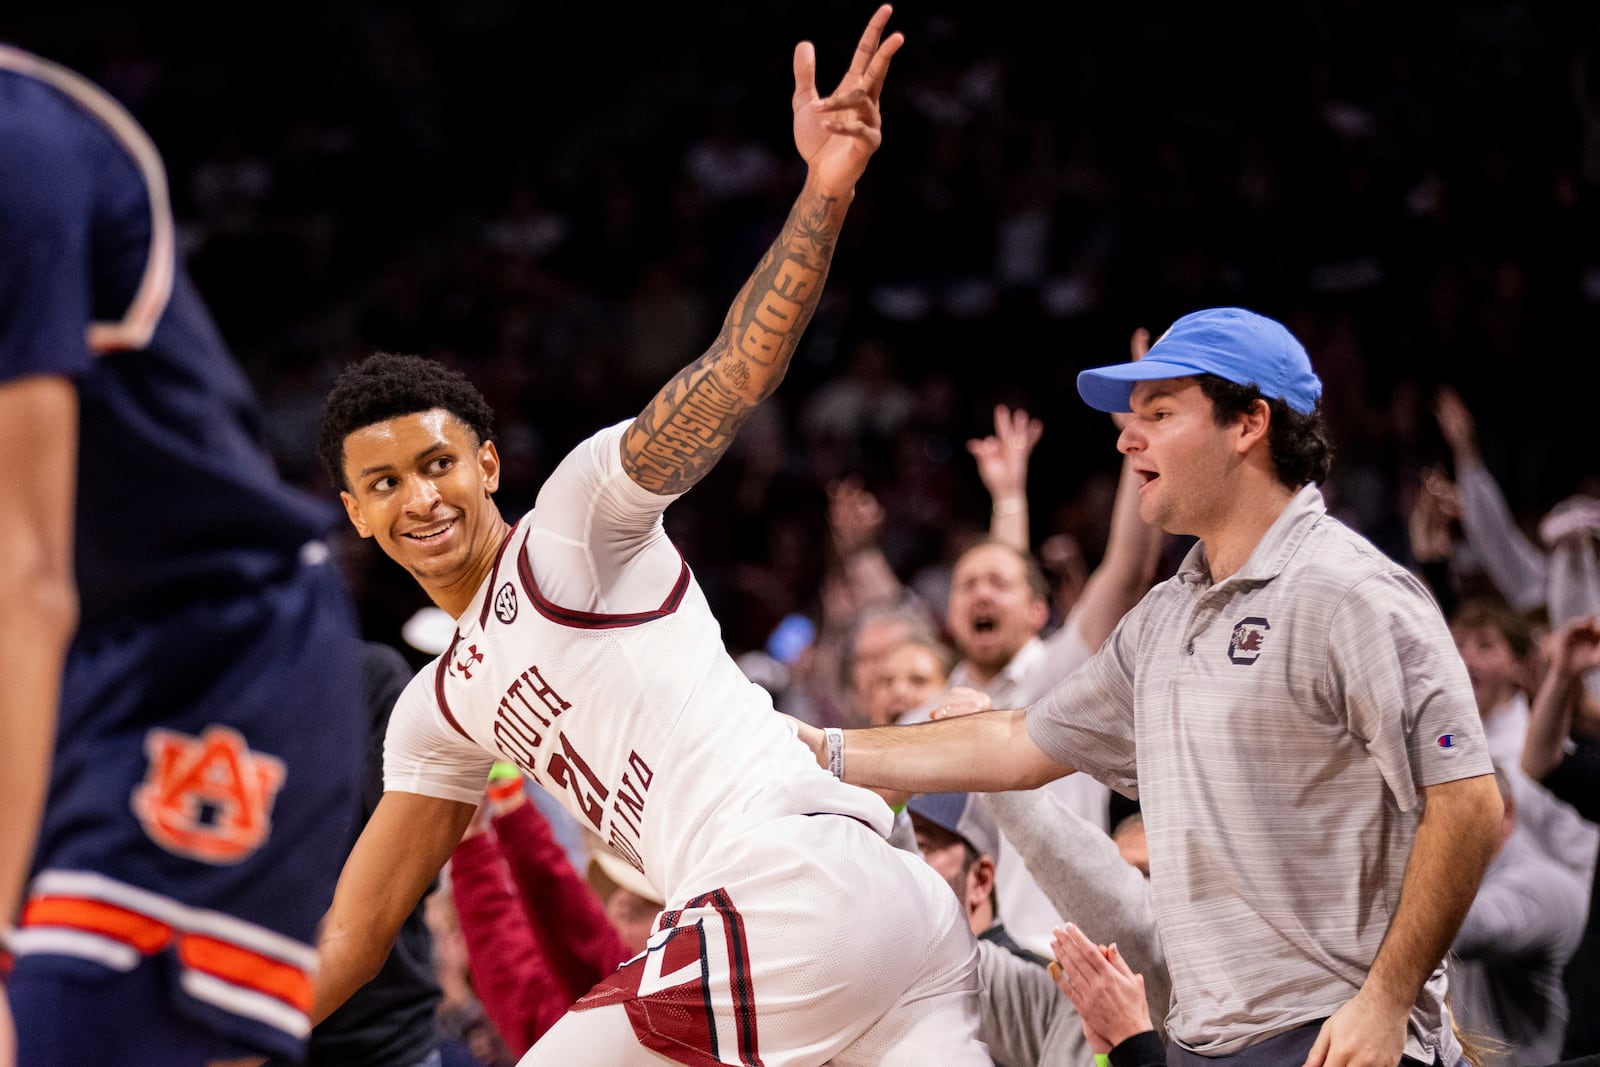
[792,5,903,199]
[1407,466,1459,564]
[1547,613,1600,680]
[968,404,1043,501]
[929,686,994,720]
[828,476,885,556]
[1433,385,1479,462]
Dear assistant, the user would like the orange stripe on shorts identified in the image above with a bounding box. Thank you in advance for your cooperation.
[178,933,313,1011]
[22,896,173,954]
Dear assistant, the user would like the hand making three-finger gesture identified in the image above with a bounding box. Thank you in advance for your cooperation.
[792,5,904,199]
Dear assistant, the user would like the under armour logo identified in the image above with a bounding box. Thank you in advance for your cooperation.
[454,643,485,679]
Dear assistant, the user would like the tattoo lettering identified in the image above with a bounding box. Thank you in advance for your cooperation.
[622,363,747,493]
[622,189,844,495]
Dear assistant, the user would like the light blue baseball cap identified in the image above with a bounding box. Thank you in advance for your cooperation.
[1077,307,1323,415]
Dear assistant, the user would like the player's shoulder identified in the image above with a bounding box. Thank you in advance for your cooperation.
[0,48,140,218]
[0,48,119,160]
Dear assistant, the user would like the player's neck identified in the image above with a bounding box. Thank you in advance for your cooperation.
[425,512,514,619]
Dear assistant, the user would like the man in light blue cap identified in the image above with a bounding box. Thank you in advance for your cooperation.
[803,306,1506,1067]
[1075,306,1323,417]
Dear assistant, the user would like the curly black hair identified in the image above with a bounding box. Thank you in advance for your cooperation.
[1197,374,1333,489]
[318,352,496,490]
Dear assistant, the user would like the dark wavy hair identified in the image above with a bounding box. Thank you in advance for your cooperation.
[1197,375,1332,489]
[318,352,496,490]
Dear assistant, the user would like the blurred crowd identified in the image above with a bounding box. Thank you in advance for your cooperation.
[8,2,1600,1064]
[9,2,1600,668]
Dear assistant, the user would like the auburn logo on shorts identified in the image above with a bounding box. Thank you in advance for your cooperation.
[130,725,286,864]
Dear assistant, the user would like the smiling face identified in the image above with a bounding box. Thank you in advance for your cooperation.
[339,408,506,617]
[946,543,1049,678]
[1116,377,1242,539]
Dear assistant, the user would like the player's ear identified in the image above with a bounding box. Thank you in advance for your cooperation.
[340,491,373,538]
[479,439,501,496]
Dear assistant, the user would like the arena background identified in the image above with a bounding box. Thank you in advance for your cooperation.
[6,2,1598,667]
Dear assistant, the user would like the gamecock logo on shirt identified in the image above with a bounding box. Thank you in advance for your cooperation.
[130,725,286,864]
[1227,616,1271,665]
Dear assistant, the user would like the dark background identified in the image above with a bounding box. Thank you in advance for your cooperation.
[7,2,1598,660]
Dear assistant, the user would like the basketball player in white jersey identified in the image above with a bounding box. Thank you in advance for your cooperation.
[303,9,991,1066]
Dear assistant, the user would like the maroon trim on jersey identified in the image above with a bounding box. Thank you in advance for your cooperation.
[475,522,521,630]
[432,632,474,743]
[517,547,691,630]
[573,887,762,1067]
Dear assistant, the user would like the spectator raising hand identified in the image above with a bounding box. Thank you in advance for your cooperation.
[1434,384,1482,467]
[968,403,1044,550]
[1408,466,1460,564]
[1109,326,1151,433]
[829,475,888,559]
[1525,614,1600,781]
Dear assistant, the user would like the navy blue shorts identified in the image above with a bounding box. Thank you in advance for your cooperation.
[12,954,246,1067]
[10,552,366,1061]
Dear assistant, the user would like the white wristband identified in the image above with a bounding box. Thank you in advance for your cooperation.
[824,727,845,780]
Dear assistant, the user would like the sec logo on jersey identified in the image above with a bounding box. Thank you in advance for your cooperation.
[130,725,286,864]
[494,582,519,624]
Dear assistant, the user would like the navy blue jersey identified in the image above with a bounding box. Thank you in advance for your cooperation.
[0,45,338,628]
[2,47,366,1061]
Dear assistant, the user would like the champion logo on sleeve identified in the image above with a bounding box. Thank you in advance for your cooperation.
[1436,733,1458,750]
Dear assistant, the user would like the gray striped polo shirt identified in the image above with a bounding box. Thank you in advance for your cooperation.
[1028,484,1491,1061]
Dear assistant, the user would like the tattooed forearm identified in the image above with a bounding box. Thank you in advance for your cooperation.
[726,193,836,381]
[622,183,848,495]
[621,357,750,494]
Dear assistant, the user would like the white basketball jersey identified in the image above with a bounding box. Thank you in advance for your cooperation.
[384,421,891,903]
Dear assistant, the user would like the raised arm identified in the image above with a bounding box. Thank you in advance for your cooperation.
[1405,466,1461,619]
[969,403,1043,550]
[1435,385,1547,611]
[620,6,902,495]
[1524,614,1600,781]
[827,476,906,610]
[1541,502,1600,630]
[1062,327,1163,652]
